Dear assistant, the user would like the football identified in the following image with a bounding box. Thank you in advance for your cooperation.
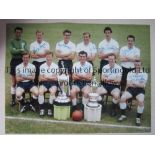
[72,110,83,121]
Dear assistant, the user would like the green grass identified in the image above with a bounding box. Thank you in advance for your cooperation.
[5,23,151,134]
[5,119,150,134]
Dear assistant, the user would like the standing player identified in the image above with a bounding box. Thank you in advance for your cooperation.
[118,61,148,126]
[76,32,97,66]
[70,51,93,112]
[38,52,59,116]
[9,27,28,106]
[96,54,122,116]
[55,29,76,78]
[120,35,140,92]
[16,52,38,113]
[30,30,50,86]
[98,27,119,76]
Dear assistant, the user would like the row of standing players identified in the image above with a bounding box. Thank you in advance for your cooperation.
[9,26,148,126]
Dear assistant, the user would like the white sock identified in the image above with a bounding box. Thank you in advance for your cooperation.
[137,106,144,114]
[38,95,44,105]
[112,98,119,104]
[72,98,77,106]
[49,95,55,104]
[120,102,127,110]
[11,86,16,94]
[82,97,89,105]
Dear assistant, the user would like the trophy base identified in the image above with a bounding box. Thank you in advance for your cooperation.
[84,104,102,122]
[53,100,71,120]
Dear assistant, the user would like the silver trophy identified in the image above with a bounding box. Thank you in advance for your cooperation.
[87,77,100,107]
[54,61,70,103]
[84,76,102,122]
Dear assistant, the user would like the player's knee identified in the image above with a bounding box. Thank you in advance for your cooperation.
[138,101,144,107]
[113,94,120,100]
[33,89,39,97]
[39,89,44,96]
[120,95,127,102]
[137,96,144,104]
[16,91,22,99]
[83,91,89,98]
[70,89,76,96]
[50,90,56,96]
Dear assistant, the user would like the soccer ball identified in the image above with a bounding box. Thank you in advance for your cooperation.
[72,110,83,121]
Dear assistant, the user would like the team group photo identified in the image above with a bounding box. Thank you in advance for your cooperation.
[5,21,151,134]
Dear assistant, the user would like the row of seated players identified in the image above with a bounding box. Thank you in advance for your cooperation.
[15,51,148,126]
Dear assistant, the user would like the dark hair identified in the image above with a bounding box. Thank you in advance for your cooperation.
[135,59,141,63]
[104,27,112,33]
[127,35,135,41]
[14,27,23,33]
[46,51,53,57]
[22,52,30,57]
[36,30,44,35]
[63,29,71,35]
[79,51,87,57]
[83,32,91,38]
[108,53,116,59]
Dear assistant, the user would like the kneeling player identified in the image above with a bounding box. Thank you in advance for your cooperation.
[70,51,93,111]
[16,52,38,113]
[96,54,122,116]
[118,60,148,126]
[38,52,59,116]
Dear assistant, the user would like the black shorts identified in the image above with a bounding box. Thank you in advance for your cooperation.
[17,81,35,92]
[103,83,120,94]
[99,59,109,74]
[127,87,145,98]
[40,81,58,90]
[58,60,73,74]
[73,80,91,90]
[10,58,23,76]
[32,61,46,85]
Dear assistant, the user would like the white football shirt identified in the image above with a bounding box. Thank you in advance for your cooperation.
[120,45,140,68]
[102,63,122,81]
[98,38,119,60]
[56,40,76,60]
[76,42,97,57]
[30,40,50,62]
[127,70,148,87]
[72,61,93,76]
[16,63,36,82]
[40,62,59,78]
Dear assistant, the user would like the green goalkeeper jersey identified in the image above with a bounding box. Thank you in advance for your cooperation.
[10,38,28,59]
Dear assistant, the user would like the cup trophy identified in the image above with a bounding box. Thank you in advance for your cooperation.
[53,61,71,120]
[84,76,102,122]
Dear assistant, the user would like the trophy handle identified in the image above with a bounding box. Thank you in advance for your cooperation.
[67,75,70,96]
[61,61,64,68]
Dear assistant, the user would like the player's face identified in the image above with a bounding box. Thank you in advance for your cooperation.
[104,30,112,40]
[22,55,30,65]
[63,33,71,43]
[15,30,22,40]
[36,32,43,43]
[134,62,141,70]
[127,38,134,48]
[108,56,115,67]
[46,54,52,64]
[83,34,90,44]
[79,54,87,64]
